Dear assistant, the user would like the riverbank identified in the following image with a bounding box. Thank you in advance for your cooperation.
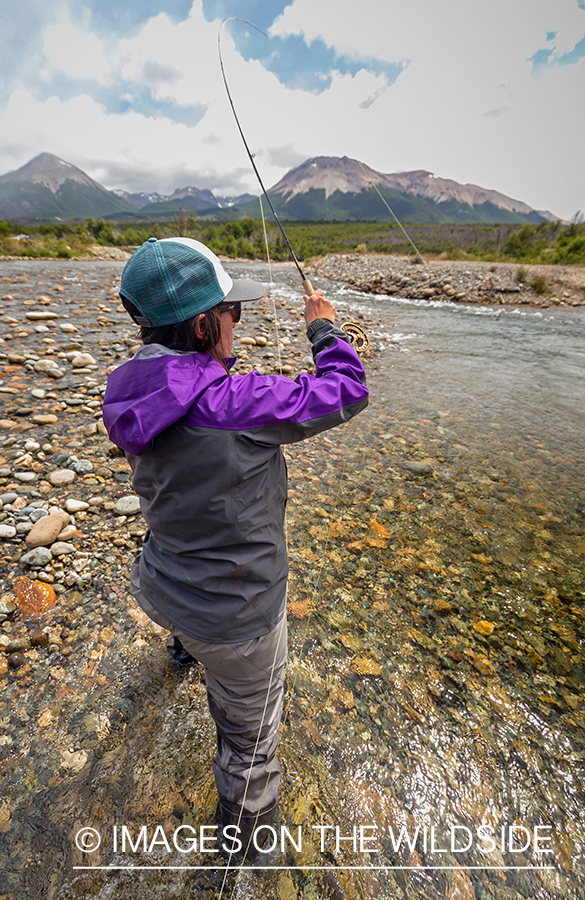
[311,252,585,307]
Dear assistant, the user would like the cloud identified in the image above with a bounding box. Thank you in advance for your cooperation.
[141,61,182,85]
[0,0,584,219]
[44,23,112,84]
[262,144,306,169]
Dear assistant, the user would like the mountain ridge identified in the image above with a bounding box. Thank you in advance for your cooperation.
[0,152,558,224]
[262,156,554,224]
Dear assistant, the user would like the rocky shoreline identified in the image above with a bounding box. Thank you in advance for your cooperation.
[0,260,379,680]
[310,253,585,307]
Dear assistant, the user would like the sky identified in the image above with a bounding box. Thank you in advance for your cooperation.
[0,0,584,219]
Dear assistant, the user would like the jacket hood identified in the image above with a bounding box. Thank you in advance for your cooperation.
[102,344,233,455]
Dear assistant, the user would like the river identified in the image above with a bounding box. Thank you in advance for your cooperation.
[0,259,584,900]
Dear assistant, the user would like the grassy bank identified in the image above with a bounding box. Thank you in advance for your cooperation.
[1,216,584,265]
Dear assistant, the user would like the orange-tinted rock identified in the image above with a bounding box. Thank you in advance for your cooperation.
[14,576,57,619]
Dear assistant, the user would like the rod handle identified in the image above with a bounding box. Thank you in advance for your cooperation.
[302,278,315,296]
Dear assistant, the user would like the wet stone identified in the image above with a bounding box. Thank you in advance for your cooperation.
[48,469,76,486]
[50,542,75,556]
[20,546,53,567]
[0,600,17,617]
[113,495,141,516]
[25,509,69,547]
[8,652,26,668]
[65,499,89,512]
[67,456,94,474]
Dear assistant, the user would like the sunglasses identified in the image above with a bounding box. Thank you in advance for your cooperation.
[218,301,241,323]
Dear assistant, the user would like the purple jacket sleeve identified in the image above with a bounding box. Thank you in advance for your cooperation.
[183,321,368,445]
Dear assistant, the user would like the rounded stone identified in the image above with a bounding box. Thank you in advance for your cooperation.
[67,457,93,475]
[0,524,17,539]
[32,414,58,425]
[20,547,53,567]
[29,629,49,647]
[113,496,141,516]
[48,469,76,487]
[0,600,17,616]
[31,389,46,399]
[26,509,70,548]
[50,542,76,556]
[71,353,97,368]
[6,637,30,652]
[65,499,89,513]
[8,652,26,669]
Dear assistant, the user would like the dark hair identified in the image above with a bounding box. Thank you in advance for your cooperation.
[121,296,227,370]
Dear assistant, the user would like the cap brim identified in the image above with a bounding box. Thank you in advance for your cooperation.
[224,278,265,303]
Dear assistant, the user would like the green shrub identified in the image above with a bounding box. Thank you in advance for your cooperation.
[531,275,548,294]
[516,266,528,282]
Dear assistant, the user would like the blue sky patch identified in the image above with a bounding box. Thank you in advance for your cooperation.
[529,29,585,75]
[85,0,194,37]
[220,17,407,97]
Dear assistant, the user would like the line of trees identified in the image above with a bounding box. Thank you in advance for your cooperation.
[0,215,584,264]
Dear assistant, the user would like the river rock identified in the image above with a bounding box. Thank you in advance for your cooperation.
[57,525,77,541]
[8,652,26,669]
[0,600,17,622]
[113,495,141,516]
[29,629,49,647]
[20,547,53,567]
[67,457,93,474]
[33,359,62,374]
[6,637,30,652]
[48,469,76,487]
[51,542,75,556]
[25,311,58,321]
[71,353,96,368]
[25,509,70,548]
[0,524,17,539]
[405,459,435,476]
[64,499,89,512]
[32,414,58,425]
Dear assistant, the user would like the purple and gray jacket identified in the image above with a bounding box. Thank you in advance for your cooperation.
[102,321,368,643]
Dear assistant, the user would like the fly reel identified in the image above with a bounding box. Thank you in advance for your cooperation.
[340,322,370,354]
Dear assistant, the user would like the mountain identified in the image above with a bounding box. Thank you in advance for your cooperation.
[0,152,557,225]
[233,156,550,224]
[112,189,166,209]
[0,153,136,220]
[135,187,257,218]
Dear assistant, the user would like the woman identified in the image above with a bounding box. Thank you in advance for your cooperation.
[102,236,369,859]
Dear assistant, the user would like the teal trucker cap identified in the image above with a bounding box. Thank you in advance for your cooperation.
[119,236,265,327]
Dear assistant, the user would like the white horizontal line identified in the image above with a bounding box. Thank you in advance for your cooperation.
[73,865,555,872]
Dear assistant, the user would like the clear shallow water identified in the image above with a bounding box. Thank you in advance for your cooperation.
[0,260,584,900]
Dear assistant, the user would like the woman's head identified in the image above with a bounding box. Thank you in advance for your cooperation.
[119,236,263,327]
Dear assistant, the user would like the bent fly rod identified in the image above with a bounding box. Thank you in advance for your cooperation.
[218,17,370,353]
